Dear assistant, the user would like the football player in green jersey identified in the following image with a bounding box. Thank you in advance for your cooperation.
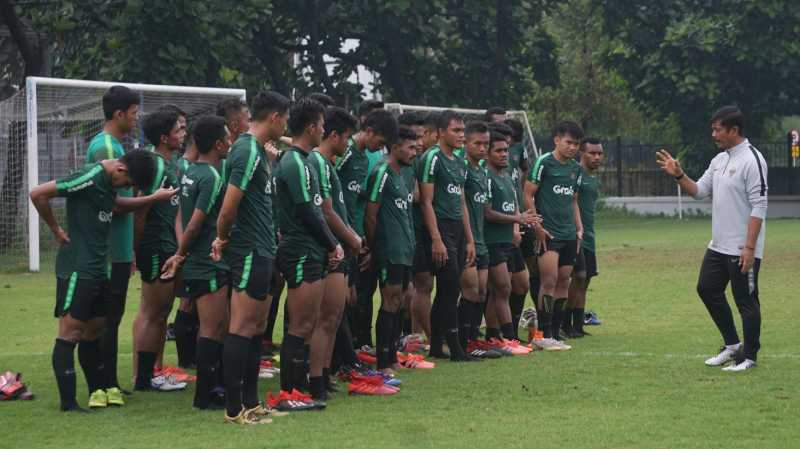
[84,86,140,396]
[365,126,418,374]
[273,98,344,408]
[566,138,603,337]
[524,121,584,351]
[418,110,477,361]
[132,109,187,392]
[210,91,291,421]
[484,132,540,345]
[307,107,362,400]
[216,98,250,143]
[161,116,232,411]
[30,150,176,412]
[459,122,491,353]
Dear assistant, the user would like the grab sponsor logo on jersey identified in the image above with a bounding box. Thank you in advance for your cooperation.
[170,195,180,206]
[339,191,345,204]
[249,156,261,182]
[394,198,409,210]
[347,180,361,194]
[98,210,113,223]
[552,185,575,196]
[265,180,272,195]
[446,183,462,195]
[473,192,487,204]
[313,193,323,206]
[181,175,194,186]
[304,166,312,192]
[67,180,94,193]
[502,201,516,213]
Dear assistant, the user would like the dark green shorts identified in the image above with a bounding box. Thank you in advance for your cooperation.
[184,270,230,300]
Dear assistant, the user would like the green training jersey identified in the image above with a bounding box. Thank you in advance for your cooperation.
[464,160,489,256]
[54,163,117,280]
[224,133,276,258]
[179,162,228,279]
[577,167,600,251]
[528,152,582,241]
[484,168,518,245]
[274,147,328,262]
[508,144,528,209]
[85,132,132,263]
[309,150,349,227]
[139,152,180,253]
[368,162,414,267]
[336,138,368,236]
[175,154,190,178]
[410,156,424,234]
[400,164,417,246]
[418,145,466,221]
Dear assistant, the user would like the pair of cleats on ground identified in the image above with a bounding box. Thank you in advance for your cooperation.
[467,338,534,357]
[88,387,126,408]
[0,371,34,401]
[705,345,757,372]
[224,402,292,425]
[356,347,436,369]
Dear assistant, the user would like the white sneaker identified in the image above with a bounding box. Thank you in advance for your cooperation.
[705,345,740,366]
[721,359,756,372]
[151,374,187,391]
[534,338,570,352]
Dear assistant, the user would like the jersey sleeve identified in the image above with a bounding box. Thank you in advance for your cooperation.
[312,153,332,199]
[694,156,718,200]
[86,135,121,163]
[56,165,104,198]
[529,154,547,184]
[143,156,166,195]
[196,167,223,215]
[283,152,312,204]
[420,151,438,184]
[368,164,390,203]
[227,140,259,191]
[745,150,768,219]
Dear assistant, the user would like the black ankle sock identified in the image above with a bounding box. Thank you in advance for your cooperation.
[322,367,331,389]
[99,324,120,388]
[509,293,525,339]
[574,308,585,333]
[78,338,106,393]
[135,351,157,390]
[458,299,474,348]
[242,335,263,409]
[223,333,250,417]
[53,339,77,410]
[299,344,311,391]
[540,295,554,339]
[551,298,567,339]
[470,301,484,340]
[445,328,466,360]
[562,307,574,332]
[376,309,395,369]
[173,310,196,368]
[309,376,326,401]
[280,334,305,392]
[194,337,221,409]
[485,327,501,341]
[500,323,516,341]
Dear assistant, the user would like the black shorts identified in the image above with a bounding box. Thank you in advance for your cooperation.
[184,270,230,301]
[488,243,515,268]
[414,219,466,276]
[539,239,578,267]
[229,252,274,301]
[54,275,108,321]
[508,246,526,273]
[472,253,490,270]
[378,264,413,289]
[575,248,598,278]
[173,277,189,298]
[136,250,174,283]
[276,248,326,289]
[520,230,537,258]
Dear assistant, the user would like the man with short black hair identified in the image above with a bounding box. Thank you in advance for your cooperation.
[216,99,250,143]
[31,149,177,412]
[485,106,507,123]
[657,105,767,372]
[210,90,290,422]
[524,120,584,351]
[566,138,603,337]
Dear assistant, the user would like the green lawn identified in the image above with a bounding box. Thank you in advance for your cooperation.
[2,216,798,449]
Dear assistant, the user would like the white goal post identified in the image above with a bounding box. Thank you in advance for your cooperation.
[17,77,246,272]
[383,103,541,160]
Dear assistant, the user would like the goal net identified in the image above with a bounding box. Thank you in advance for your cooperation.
[1,77,245,272]
[383,103,540,160]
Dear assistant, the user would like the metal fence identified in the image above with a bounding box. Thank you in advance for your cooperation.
[595,139,799,197]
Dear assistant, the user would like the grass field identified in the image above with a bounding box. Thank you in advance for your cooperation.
[2,216,798,449]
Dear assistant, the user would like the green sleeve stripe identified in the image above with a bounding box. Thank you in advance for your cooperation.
[150,157,165,193]
[335,148,352,170]
[291,151,310,202]
[56,165,103,191]
[104,134,114,160]
[530,153,550,183]
[421,149,438,183]
[313,153,330,197]
[239,139,259,190]
[207,166,222,214]
[369,163,389,202]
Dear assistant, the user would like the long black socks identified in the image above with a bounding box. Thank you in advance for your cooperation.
[194,337,221,409]
[134,351,157,391]
[53,339,77,410]
[173,310,197,368]
[223,333,249,417]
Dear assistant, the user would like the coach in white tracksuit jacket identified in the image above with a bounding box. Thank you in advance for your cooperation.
[656,105,767,372]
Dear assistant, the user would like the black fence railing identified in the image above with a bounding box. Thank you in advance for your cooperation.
[593,139,799,197]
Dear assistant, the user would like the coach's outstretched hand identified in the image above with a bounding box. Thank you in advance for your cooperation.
[656,149,684,177]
